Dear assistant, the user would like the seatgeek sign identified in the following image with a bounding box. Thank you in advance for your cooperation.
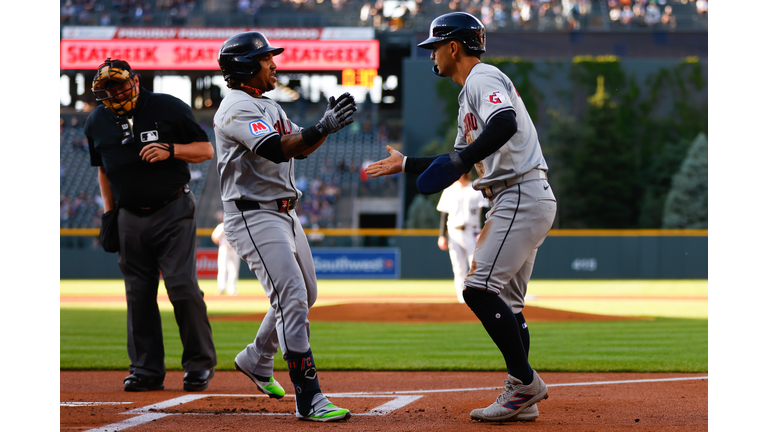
[60,26,378,71]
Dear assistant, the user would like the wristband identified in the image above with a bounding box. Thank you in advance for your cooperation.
[168,142,174,159]
[401,156,407,173]
[301,125,324,147]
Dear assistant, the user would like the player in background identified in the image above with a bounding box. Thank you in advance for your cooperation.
[365,12,556,422]
[211,211,240,296]
[436,172,489,303]
[213,32,356,422]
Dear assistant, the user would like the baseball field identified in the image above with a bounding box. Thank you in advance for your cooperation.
[60,279,707,430]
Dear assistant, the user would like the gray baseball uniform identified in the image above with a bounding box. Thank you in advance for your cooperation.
[214,89,316,376]
[456,63,557,313]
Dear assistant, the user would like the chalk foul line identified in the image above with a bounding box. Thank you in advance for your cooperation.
[74,376,706,432]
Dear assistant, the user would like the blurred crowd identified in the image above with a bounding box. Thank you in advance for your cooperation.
[60,0,197,26]
[61,0,706,31]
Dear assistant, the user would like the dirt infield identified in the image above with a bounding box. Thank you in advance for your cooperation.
[60,371,707,431]
[61,303,706,431]
[209,302,646,323]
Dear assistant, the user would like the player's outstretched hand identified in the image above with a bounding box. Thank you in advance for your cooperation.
[316,92,357,135]
[365,145,404,178]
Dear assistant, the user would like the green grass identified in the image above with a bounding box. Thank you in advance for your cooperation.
[61,309,707,373]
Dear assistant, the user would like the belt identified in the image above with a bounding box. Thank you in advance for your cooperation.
[124,185,188,215]
[223,198,297,213]
[453,225,478,231]
[482,170,547,199]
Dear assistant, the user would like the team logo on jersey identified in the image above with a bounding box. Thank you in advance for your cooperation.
[140,130,159,142]
[484,91,507,105]
[249,120,272,136]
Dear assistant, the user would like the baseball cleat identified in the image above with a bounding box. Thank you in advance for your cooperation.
[470,371,548,422]
[234,360,285,399]
[296,400,351,422]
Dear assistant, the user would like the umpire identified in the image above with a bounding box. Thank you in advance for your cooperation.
[85,58,217,392]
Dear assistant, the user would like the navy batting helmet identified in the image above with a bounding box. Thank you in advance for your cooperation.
[217,32,285,82]
[417,12,486,53]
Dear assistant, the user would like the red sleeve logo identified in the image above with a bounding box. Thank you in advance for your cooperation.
[485,91,507,105]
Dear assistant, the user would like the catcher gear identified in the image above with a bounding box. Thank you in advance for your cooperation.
[92,58,139,116]
[315,93,357,135]
[417,151,470,195]
[218,32,285,83]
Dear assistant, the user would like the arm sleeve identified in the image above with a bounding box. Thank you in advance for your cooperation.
[438,212,448,237]
[404,154,445,174]
[255,134,288,163]
[457,110,517,168]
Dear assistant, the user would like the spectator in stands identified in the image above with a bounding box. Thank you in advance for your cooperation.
[100,11,112,25]
[620,4,634,25]
[661,4,676,28]
[61,0,76,24]
[645,1,661,27]
[60,195,72,222]
[296,174,308,193]
[696,0,707,16]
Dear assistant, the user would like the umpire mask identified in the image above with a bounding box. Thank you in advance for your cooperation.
[92,58,140,116]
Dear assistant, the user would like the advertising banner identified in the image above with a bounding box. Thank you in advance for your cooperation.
[60,39,379,71]
[311,248,400,279]
[196,248,219,279]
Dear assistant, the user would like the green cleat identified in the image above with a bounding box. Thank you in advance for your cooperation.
[234,361,285,399]
[297,403,352,422]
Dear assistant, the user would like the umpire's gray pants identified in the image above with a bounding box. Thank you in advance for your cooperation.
[117,191,217,379]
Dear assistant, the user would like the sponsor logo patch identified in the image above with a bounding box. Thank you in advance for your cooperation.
[485,90,507,105]
[140,130,159,142]
[249,120,272,136]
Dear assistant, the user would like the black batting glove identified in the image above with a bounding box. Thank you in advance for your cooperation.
[316,92,357,135]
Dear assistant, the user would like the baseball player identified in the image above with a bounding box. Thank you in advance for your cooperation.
[436,172,488,303]
[211,211,240,296]
[213,31,356,422]
[365,12,556,422]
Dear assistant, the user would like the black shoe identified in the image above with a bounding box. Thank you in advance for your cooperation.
[124,374,164,392]
[183,368,215,391]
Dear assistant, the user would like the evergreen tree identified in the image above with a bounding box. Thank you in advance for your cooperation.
[662,133,708,228]
[405,194,440,228]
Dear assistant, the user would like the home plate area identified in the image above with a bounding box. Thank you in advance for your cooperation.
[62,371,708,431]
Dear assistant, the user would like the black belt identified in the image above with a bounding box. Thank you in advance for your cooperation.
[234,198,296,213]
[482,170,548,199]
[124,185,188,215]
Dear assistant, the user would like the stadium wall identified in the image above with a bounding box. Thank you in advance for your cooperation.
[60,232,707,280]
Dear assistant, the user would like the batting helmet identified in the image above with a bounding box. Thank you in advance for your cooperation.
[417,12,486,53]
[91,58,140,116]
[218,32,285,83]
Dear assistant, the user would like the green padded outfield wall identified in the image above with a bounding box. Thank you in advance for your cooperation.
[60,234,707,280]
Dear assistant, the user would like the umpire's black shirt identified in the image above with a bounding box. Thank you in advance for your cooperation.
[85,87,209,210]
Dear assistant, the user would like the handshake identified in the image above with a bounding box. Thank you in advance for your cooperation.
[315,92,357,135]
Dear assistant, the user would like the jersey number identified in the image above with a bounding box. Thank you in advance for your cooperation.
[463,113,478,132]
[274,119,291,136]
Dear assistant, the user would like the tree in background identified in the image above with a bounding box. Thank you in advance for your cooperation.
[545,57,707,228]
[405,194,440,228]
[662,132,708,229]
